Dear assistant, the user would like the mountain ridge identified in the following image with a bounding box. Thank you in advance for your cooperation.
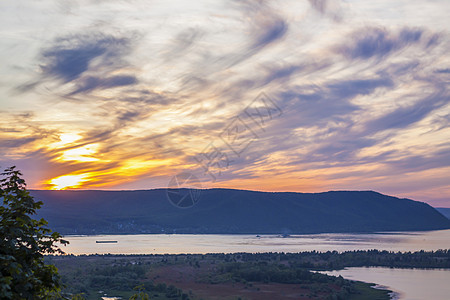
[30,189,450,235]
[436,207,450,220]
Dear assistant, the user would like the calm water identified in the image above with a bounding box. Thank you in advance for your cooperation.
[62,229,450,255]
[63,230,450,300]
[322,267,450,300]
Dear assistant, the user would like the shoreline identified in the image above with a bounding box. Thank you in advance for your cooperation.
[60,228,450,237]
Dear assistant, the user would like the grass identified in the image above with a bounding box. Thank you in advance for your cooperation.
[348,282,392,300]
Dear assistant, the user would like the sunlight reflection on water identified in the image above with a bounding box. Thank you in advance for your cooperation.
[62,229,450,255]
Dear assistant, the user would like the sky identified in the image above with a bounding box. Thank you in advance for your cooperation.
[0,0,449,207]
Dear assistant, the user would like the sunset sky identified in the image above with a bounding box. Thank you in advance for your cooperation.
[1,0,449,207]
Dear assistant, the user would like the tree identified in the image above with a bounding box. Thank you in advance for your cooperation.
[129,285,150,300]
[0,166,68,299]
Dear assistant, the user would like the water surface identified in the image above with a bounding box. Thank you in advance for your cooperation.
[322,267,450,300]
[63,229,450,255]
[63,230,450,300]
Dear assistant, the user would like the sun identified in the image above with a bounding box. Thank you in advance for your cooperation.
[47,174,89,190]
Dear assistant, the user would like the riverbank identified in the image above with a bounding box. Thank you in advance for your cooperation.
[45,250,450,299]
[48,254,392,300]
[46,249,450,299]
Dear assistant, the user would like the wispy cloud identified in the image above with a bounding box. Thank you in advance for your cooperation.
[336,27,435,60]
[68,74,138,95]
[41,33,133,82]
[364,86,448,133]
[0,0,449,206]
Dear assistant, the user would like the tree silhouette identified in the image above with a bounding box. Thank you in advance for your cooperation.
[0,166,68,299]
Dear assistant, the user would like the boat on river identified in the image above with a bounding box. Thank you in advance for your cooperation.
[95,240,118,243]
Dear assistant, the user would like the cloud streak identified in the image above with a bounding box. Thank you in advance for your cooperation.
[41,33,133,82]
[1,0,449,206]
[337,27,433,60]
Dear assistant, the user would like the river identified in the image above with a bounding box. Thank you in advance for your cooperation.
[62,229,450,300]
[62,229,450,255]
[322,267,450,300]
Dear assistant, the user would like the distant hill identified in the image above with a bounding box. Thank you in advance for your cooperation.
[436,208,450,220]
[30,189,450,235]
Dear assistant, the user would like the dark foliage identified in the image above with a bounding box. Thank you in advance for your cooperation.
[0,167,68,299]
